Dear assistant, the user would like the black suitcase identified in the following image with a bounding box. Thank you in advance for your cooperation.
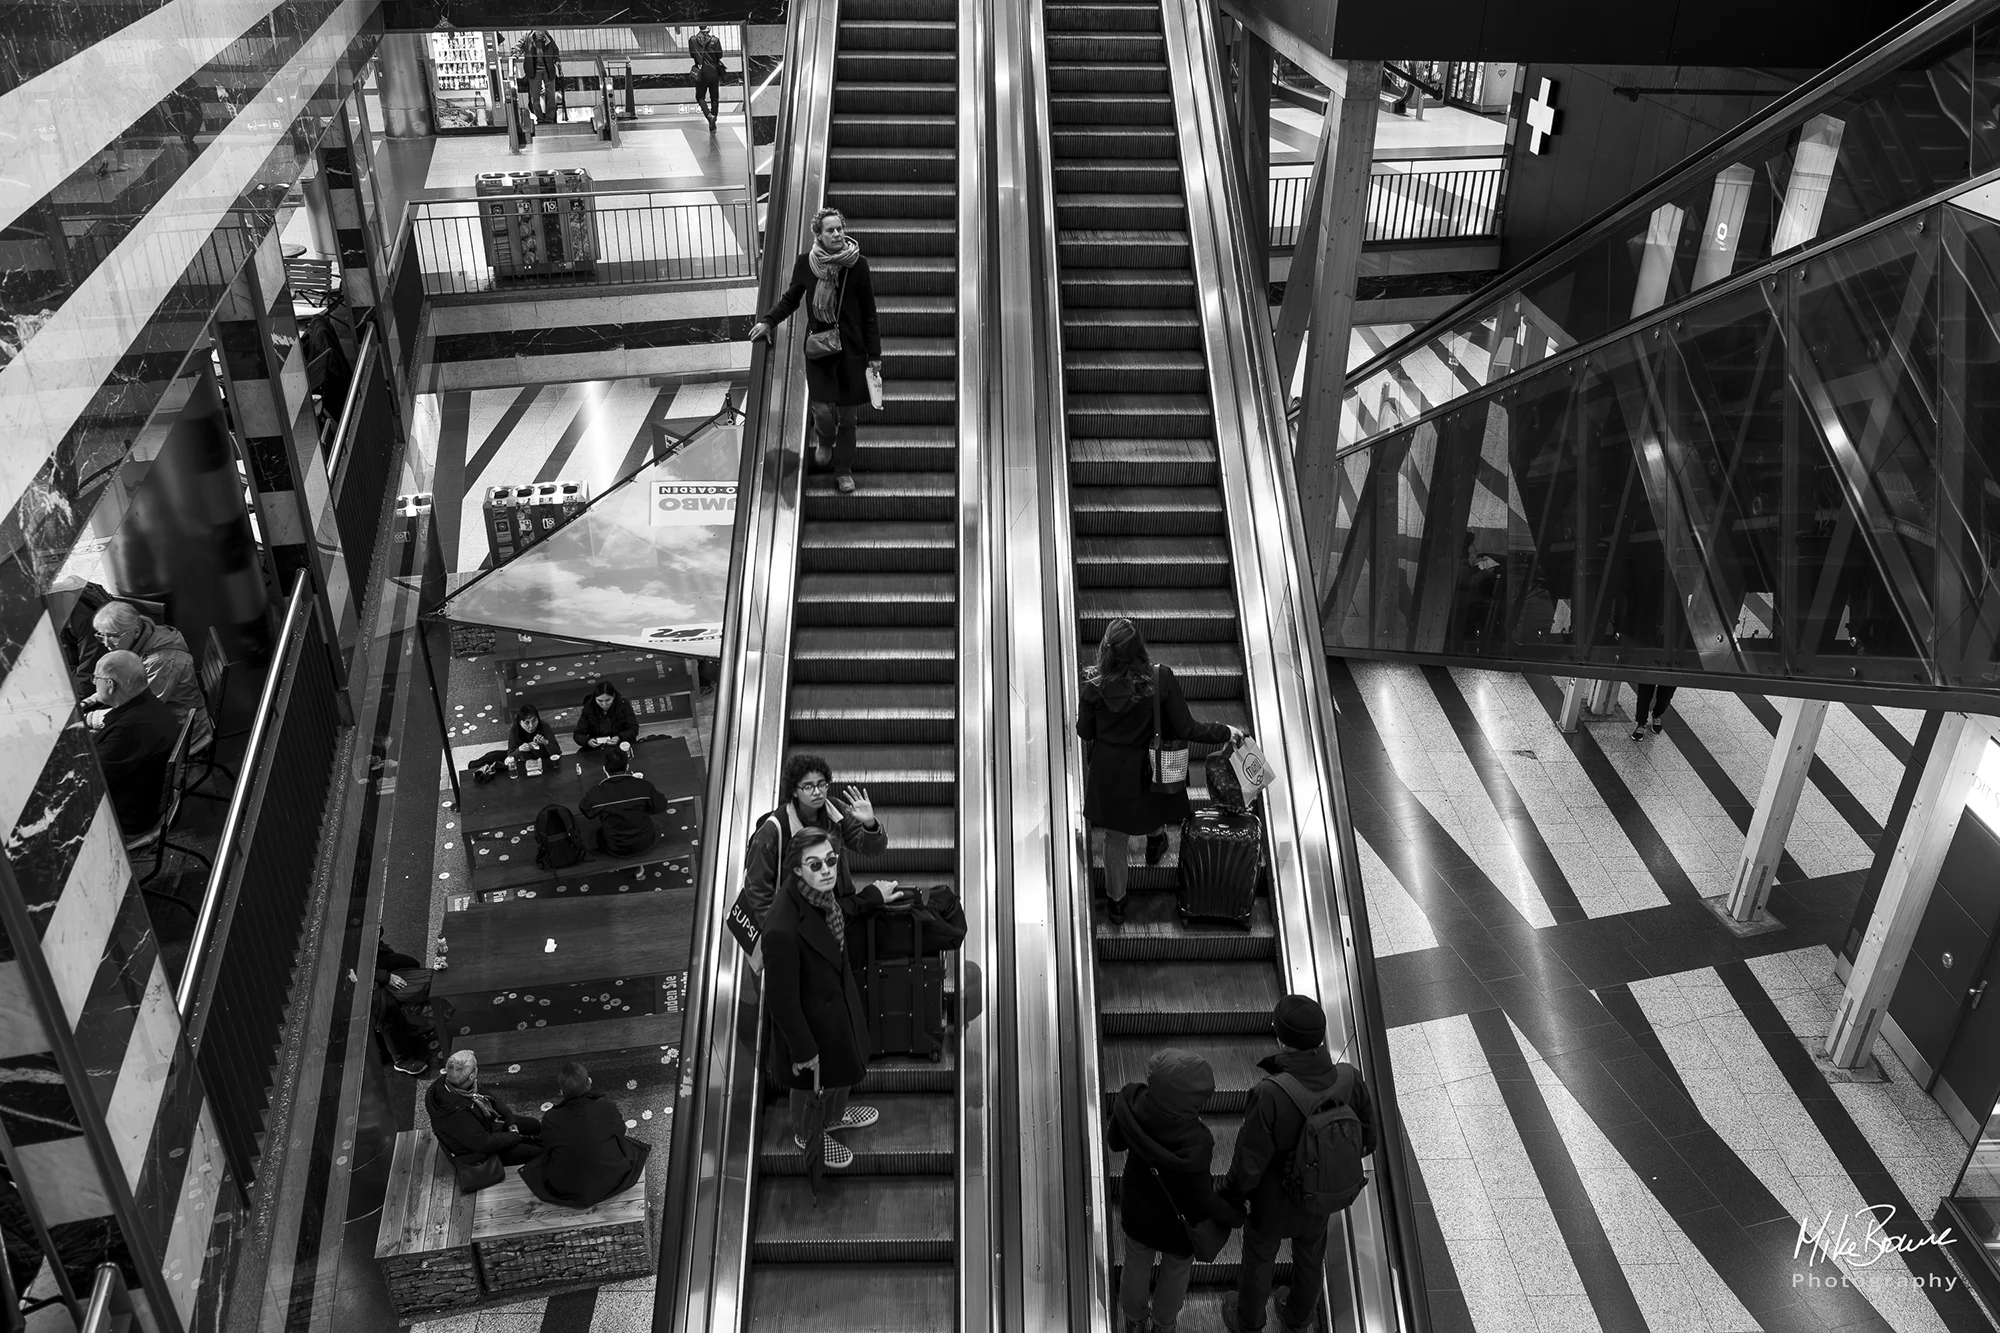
[1177,808,1263,923]
[860,917,949,1061]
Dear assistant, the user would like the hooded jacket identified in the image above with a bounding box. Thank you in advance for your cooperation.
[1107,1050,1242,1256]
[121,617,213,753]
[1222,1046,1376,1235]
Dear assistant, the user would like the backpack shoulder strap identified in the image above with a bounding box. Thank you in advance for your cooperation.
[1270,1072,1317,1117]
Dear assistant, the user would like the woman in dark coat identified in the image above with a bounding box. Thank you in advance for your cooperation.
[1077,617,1241,923]
[762,826,904,1169]
[747,206,882,495]
[521,1061,650,1208]
[426,1050,542,1167]
[573,678,638,751]
[1109,1048,1243,1333]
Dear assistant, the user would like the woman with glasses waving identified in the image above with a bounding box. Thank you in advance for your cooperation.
[762,826,907,1167]
[738,752,893,932]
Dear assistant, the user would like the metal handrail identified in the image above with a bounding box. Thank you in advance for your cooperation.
[79,1263,131,1333]
[322,323,377,478]
[175,572,312,1019]
[1341,0,1989,403]
[1163,0,1426,1327]
[408,195,758,295]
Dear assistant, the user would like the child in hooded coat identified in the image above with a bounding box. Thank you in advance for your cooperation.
[1108,1047,1245,1332]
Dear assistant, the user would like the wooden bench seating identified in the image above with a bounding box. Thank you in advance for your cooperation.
[375,1127,652,1319]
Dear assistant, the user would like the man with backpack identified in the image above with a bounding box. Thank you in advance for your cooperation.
[1219,995,1375,1333]
[578,748,669,855]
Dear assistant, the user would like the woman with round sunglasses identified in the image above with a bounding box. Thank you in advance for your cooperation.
[761,826,905,1167]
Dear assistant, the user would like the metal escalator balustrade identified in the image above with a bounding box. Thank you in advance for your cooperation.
[1336,0,2000,450]
[1037,0,1426,1326]
[1321,174,2000,703]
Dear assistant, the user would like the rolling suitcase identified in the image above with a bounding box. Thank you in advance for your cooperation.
[861,915,949,1061]
[1177,807,1262,924]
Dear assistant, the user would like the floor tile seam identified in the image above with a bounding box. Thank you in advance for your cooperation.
[1463,1009,1654,1332]
[1710,961,1988,1329]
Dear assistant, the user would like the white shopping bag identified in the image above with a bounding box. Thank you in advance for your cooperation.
[866,365,885,410]
[1229,735,1276,800]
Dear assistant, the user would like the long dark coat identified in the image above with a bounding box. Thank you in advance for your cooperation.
[1077,663,1232,836]
[762,877,877,1090]
[1108,1083,1243,1255]
[761,251,882,408]
[520,1091,650,1208]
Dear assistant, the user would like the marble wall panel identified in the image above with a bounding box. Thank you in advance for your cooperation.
[159,1102,229,1327]
[32,796,126,1025]
[0,618,76,838]
[103,960,176,1189]
[69,889,159,1113]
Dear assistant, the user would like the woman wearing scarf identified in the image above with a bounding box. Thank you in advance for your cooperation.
[1109,1047,1244,1332]
[1077,617,1242,924]
[761,827,908,1168]
[748,207,883,494]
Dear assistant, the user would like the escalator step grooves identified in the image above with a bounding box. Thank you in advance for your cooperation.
[751,1238,957,1264]
[1107,1088,1251,1115]
[1094,933,1275,960]
[1099,1011,1278,1034]
[758,1149,956,1176]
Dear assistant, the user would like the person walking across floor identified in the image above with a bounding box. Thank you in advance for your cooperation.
[1110,1048,1244,1333]
[521,1061,650,1208]
[1077,617,1241,924]
[1631,682,1676,740]
[747,207,882,496]
[1220,995,1377,1333]
[689,23,725,131]
[739,752,890,929]
[573,677,639,752]
[762,827,908,1168]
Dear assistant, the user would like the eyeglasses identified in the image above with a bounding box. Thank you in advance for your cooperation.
[795,780,830,795]
[803,854,840,872]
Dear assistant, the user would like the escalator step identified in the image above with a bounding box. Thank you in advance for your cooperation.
[837,18,957,49]
[860,1063,957,1094]
[833,81,958,116]
[1045,3,1165,32]
[803,473,955,521]
[797,743,956,805]
[1058,228,1190,267]
[1071,488,1227,537]
[751,1177,955,1258]
[882,337,956,380]
[1052,125,1177,159]
[1066,394,1213,438]
[843,803,956,872]
[1057,192,1187,230]
[851,218,957,256]
[1064,350,1207,395]
[1060,268,1195,308]
[1047,33,1165,61]
[1062,310,1202,349]
[1068,437,1216,485]
[752,1237,955,1264]
[799,522,954,575]
[1098,960,1285,1026]
[744,1263,956,1328]
[855,426,957,471]
[1076,535,1231,589]
[756,1090,954,1173]
[796,574,955,627]
[791,627,955,682]
[1070,640,1243,698]
[835,51,958,82]
[868,254,958,294]
[1103,1037,1273,1098]
[828,146,957,183]
[759,1146,955,1177]
[1047,61,1172,94]
[877,293,956,329]
[1054,160,1183,194]
[825,181,956,219]
[788,684,954,742]
[844,0,956,17]
[1049,94,1174,126]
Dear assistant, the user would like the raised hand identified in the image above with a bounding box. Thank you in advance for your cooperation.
[839,784,875,826]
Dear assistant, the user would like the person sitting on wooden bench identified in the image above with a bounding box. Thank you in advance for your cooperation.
[520,1061,650,1209]
[427,1051,543,1170]
[578,748,667,855]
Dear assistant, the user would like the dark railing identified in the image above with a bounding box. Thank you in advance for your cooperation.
[1269,162,1506,248]
[180,575,342,1188]
[327,327,399,594]
[411,195,759,294]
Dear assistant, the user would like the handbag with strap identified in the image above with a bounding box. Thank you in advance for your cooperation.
[1144,1159,1230,1261]
[452,1151,504,1194]
[1149,667,1190,794]
[803,269,848,360]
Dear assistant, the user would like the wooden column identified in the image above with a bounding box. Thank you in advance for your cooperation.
[1294,60,1382,599]
[1725,697,1829,923]
[1825,712,1997,1068]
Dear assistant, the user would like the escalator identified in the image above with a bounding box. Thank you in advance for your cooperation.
[658,0,965,1325]
[1316,0,2000,702]
[1039,0,1321,1323]
[741,0,960,1323]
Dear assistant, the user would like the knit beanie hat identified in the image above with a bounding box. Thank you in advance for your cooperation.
[1145,1047,1216,1118]
[1273,994,1326,1049]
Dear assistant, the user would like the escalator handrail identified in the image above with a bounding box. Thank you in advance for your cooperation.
[1338,0,1990,421]
[653,0,842,1327]
[955,0,1003,1321]
[1160,0,1429,1327]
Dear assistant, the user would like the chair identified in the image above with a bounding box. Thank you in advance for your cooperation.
[287,256,337,307]
[127,711,212,910]
[183,628,242,800]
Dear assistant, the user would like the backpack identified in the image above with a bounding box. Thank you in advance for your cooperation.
[534,803,585,869]
[1272,1067,1368,1214]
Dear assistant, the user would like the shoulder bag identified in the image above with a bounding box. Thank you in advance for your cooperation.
[1149,667,1190,794]
[453,1151,504,1194]
[803,269,848,360]
[1144,1160,1230,1261]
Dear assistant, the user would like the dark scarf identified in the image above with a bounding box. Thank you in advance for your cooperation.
[808,234,861,323]
[800,880,844,955]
